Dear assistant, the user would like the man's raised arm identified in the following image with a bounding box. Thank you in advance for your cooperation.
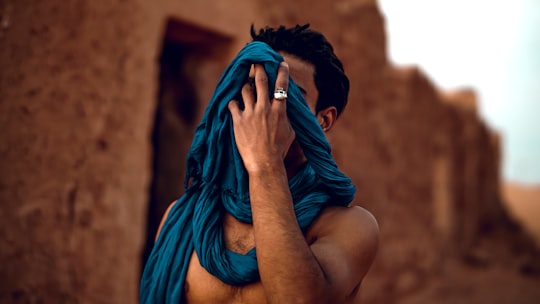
[228,62,378,303]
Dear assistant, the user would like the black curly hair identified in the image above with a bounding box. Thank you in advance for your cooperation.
[251,24,349,117]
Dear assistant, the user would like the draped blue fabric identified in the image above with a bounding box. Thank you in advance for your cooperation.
[140,41,356,303]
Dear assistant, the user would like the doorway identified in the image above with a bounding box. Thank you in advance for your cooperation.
[142,19,232,268]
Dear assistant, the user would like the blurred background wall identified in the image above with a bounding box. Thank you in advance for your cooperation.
[0,0,538,303]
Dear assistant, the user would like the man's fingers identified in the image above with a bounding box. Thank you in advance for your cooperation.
[274,61,289,96]
[254,64,270,111]
[241,79,255,110]
[243,62,289,113]
[228,100,241,120]
[273,62,289,110]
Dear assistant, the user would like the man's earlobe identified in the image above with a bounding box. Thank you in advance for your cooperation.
[317,106,337,133]
[320,120,328,132]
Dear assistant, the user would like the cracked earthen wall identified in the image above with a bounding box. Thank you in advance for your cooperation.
[0,1,163,302]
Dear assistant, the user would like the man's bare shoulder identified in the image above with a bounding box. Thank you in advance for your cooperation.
[308,205,379,241]
[306,204,379,300]
[155,200,178,241]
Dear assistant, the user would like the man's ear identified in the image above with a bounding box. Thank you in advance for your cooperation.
[316,106,337,133]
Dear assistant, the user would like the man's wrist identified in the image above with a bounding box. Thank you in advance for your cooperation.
[245,159,287,177]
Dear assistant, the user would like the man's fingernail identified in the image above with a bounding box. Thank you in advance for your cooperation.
[281,61,288,68]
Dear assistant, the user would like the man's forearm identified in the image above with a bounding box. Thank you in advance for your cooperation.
[249,162,330,303]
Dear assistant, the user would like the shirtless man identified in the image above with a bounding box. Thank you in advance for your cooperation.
[154,24,378,303]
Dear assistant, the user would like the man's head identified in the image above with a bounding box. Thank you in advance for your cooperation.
[251,24,350,123]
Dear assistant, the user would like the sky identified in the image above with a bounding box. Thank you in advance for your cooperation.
[378,0,540,185]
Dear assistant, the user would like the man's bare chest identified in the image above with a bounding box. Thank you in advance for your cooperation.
[183,212,321,303]
[223,214,255,254]
[184,215,264,303]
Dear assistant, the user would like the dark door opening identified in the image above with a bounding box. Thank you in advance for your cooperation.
[141,19,232,272]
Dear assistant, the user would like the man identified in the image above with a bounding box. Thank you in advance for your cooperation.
[141,24,378,303]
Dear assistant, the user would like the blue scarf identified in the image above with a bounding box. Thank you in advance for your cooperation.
[140,41,356,303]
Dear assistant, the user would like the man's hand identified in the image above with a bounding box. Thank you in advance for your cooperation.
[228,62,295,174]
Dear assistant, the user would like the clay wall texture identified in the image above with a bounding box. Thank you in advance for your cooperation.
[1,0,538,303]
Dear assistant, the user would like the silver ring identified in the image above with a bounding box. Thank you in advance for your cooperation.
[274,87,288,100]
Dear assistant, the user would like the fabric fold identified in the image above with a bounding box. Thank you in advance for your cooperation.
[140,41,356,303]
